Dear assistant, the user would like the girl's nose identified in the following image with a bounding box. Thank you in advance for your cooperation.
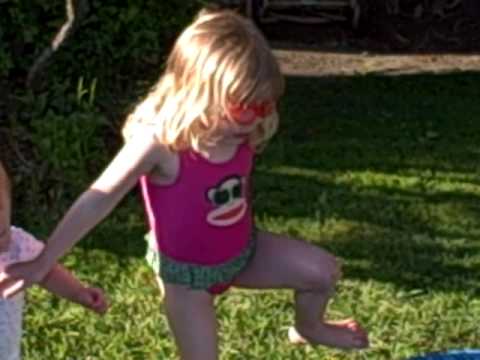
[231,107,257,125]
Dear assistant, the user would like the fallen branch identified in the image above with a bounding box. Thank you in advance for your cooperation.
[27,0,89,88]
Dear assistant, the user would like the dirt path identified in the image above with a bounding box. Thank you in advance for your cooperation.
[273,47,480,76]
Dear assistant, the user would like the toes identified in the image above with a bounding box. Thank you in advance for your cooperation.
[330,319,370,348]
[288,321,370,350]
[330,319,361,332]
[354,336,369,349]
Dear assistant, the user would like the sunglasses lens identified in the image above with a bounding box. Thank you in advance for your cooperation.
[234,108,256,124]
[228,102,274,124]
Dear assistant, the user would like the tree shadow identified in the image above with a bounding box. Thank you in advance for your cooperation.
[253,169,480,293]
[249,71,480,293]
[23,66,480,295]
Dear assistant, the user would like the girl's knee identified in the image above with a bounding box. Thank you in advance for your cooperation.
[323,257,342,289]
[305,255,341,291]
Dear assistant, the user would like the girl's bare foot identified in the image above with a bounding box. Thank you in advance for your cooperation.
[288,319,369,349]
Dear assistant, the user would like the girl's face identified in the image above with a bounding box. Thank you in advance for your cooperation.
[0,190,11,252]
[220,101,275,143]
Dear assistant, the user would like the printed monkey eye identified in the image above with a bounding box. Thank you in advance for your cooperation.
[232,184,242,198]
[212,189,230,205]
[207,189,216,204]
[206,176,244,206]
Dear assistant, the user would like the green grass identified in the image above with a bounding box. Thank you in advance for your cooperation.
[18,71,480,359]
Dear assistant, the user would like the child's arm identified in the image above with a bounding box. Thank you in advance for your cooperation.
[40,264,108,314]
[0,134,166,298]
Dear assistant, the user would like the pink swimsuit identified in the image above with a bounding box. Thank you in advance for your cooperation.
[141,143,255,293]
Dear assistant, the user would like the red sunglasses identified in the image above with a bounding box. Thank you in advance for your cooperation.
[227,101,275,125]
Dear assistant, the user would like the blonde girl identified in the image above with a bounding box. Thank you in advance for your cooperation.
[0,8,368,359]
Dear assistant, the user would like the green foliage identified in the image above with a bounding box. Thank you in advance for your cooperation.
[31,107,106,186]
[48,0,200,79]
[0,26,13,76]
[2,0,209,215]
[0,0,208,79]
[0,1,64,77]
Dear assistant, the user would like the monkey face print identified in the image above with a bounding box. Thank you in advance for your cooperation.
[206,176,247,227]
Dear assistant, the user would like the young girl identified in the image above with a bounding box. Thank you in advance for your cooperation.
[0,162,108,359]
[0,8,368,359]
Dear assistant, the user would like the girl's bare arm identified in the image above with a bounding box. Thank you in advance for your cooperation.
[40,264,108,314]
[0,134,167,298]
[41,135,164,264]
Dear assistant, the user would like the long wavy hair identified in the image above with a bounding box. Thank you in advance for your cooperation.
[122,8,284,152]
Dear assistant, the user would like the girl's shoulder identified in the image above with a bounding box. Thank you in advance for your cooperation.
[125,132,180,185]
[123,131,176,167]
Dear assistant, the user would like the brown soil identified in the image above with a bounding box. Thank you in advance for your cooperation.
[273,48,480,76]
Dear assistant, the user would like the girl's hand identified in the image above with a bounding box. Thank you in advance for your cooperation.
[0,256,52,299]
[77,287,109,315]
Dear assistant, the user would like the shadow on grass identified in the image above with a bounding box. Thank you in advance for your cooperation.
[253,71,480,293]
[46,71,480,294]
[254,169,479,292]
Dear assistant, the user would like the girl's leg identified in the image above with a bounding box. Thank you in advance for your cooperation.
[233,230,369,350]
[155,275,165,299]
[164,283,219,360]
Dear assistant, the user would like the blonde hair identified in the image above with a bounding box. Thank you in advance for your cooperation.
[122,8,284,152]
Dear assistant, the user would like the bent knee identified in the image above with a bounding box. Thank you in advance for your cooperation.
[304,256,342,291]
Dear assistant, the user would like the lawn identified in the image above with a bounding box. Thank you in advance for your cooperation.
[17,71,480,359]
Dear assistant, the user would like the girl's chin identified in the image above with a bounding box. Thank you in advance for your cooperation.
[233,136,249,144]
[221,135,247,144]
[235,134,248,140]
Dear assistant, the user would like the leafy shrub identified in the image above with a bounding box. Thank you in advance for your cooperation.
[0,0,208,80]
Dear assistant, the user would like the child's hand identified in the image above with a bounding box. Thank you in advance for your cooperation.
[0,257,53,299]
[78,287,109,315]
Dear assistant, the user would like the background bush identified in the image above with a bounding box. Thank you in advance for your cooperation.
[1,0,207,218]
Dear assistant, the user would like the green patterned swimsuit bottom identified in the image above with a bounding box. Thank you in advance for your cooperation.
[145,230,257,294]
